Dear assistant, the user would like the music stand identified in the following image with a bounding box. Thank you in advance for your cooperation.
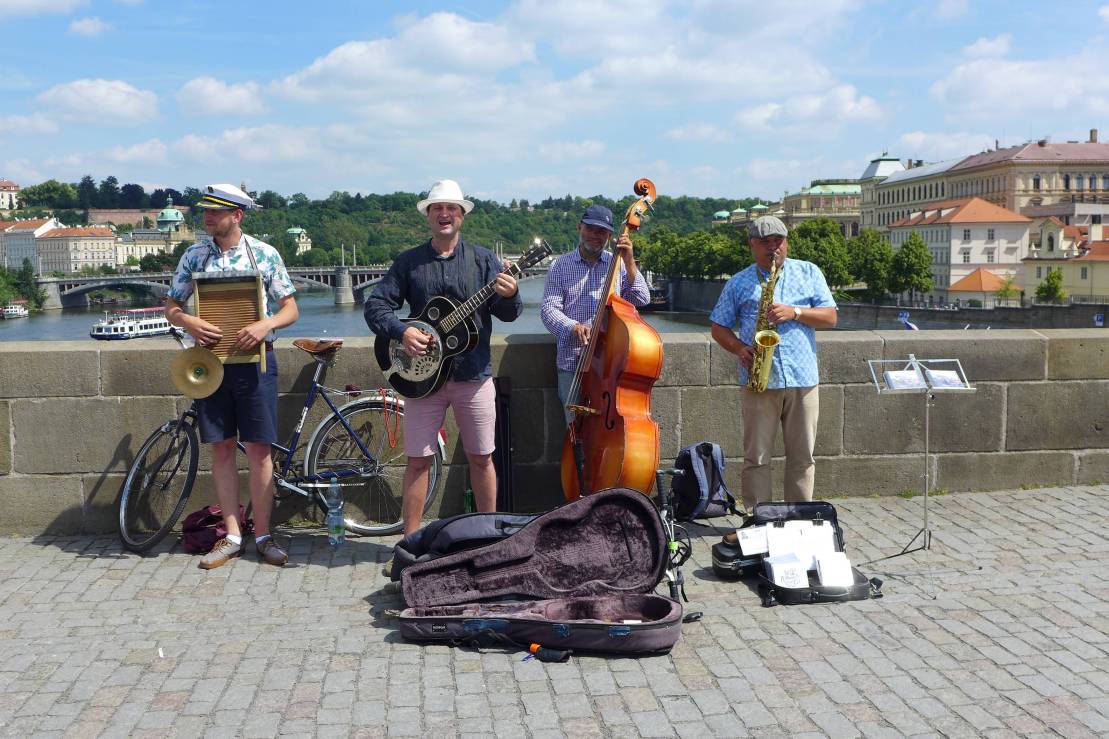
[863,354,975,565]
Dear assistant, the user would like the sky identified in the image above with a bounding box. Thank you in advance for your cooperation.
[3,0,1109,205]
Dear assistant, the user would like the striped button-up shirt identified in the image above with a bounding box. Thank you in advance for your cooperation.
[540,249,650,371]
[709,258,836,389]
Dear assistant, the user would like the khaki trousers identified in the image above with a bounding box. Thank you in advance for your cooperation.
[740,385,820,510]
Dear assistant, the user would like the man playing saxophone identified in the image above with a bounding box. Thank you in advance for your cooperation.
[709,216,837,512]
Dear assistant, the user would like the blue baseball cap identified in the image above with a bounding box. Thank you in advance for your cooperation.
[580,205,614,232]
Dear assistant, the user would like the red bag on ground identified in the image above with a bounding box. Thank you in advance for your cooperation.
[181,505,251,554]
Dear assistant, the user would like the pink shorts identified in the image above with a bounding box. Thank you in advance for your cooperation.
[403,378,496,457]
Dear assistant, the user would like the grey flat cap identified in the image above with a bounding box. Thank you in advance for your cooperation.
[748,215,788,239]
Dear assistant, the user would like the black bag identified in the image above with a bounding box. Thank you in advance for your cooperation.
[711,500,882,606]
[397,488,685,658]
[388,511,535,581]
[672,442,739,521]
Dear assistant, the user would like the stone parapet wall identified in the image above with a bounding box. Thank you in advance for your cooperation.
[1,330,1106,534]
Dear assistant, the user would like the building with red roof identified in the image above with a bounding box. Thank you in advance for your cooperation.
[37,226,116,274]
[888,197,1030,300]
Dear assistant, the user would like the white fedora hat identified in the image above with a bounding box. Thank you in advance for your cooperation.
[417,179,474,215]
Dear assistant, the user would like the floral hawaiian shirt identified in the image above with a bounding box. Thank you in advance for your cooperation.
[168,234,295,339]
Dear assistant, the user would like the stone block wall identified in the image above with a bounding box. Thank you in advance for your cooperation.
[0,330,1106,534]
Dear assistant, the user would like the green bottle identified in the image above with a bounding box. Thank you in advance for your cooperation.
[463,488,475,513]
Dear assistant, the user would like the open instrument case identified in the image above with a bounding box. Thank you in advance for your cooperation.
[396,488,685,657]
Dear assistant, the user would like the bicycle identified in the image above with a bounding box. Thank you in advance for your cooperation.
[117,330,445,552]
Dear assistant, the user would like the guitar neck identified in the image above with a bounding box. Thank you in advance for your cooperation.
[441,262,523,332]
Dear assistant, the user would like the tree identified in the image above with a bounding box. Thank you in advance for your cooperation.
[847,228,893,303]
[97,176,121,209]
[787,218,852,288]
[889,232,933,303]
[18,179,78,208]
[119,183,149,209]
[1035,268,1067,304]
[77,175,98,209]
[995,274,1019,306]
[15,259,46,308]
[256,190,287,210]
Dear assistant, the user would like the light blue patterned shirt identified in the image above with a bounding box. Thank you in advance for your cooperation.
[709,258,835,389]
[168,234,296,339]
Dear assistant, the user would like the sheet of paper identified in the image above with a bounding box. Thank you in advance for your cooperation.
[737,525,768,556]
[884,369,926,390]
[767,521,808,559]
[924,368,964,389]
[765,553,808,589]
[816,552,854,588]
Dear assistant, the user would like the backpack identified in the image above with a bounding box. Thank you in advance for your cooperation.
[672,442,739,521]
[389,511,536,580]
[181,505,251,554]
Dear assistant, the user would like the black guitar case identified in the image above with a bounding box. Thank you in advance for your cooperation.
[397,488,684,657]
[711,500,882,607]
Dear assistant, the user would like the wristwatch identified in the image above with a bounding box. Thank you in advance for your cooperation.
[793,306,803,321]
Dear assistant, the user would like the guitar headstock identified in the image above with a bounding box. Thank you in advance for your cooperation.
[518,238,554,270]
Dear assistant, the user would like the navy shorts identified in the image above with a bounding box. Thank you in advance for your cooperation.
[196,351,278,444]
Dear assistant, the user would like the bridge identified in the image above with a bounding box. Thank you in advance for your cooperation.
[36,259,547,309]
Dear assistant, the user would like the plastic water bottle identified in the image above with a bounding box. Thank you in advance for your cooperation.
[463,488,475,513]
[326,477,345,549]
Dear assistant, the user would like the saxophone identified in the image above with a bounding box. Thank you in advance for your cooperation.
[747,259,781,393]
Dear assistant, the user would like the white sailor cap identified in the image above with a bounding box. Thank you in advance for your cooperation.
[197,183,259,210]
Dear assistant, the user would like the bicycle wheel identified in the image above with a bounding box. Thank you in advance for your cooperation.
[305,398,442,535]
[118,420,199,552]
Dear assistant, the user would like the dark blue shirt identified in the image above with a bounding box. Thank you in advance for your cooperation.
[363,238,523,381]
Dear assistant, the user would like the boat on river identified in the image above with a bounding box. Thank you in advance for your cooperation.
[90,306,171,340]
[2,302,29,319]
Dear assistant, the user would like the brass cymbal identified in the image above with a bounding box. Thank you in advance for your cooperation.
[170,346,225,399]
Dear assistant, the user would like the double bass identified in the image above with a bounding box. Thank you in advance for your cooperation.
[561,178,663,501]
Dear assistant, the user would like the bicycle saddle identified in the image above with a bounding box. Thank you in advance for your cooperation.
[293,338,344,354]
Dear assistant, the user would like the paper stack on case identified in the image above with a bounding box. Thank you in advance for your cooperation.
[764,553,808,589]
[815,551,854,587]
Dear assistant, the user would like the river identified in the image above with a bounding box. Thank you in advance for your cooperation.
[0,278,712,343]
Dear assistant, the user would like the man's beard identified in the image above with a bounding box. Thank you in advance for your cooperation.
[578,236,607,258]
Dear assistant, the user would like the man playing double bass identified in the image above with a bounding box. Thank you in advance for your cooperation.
[540,205,650,423]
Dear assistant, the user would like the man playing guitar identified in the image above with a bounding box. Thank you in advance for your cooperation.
[364,179,522,535]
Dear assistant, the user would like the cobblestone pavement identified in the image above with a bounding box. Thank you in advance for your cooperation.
[2,485,1109,738]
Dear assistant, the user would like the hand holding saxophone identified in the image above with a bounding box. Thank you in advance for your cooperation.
[765,302,802,325]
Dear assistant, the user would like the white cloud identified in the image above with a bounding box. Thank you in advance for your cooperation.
[0,113,59,135]
[37,78,157,126]
[104,138,167,164]
[172,125,325,164]
[744,158,809,182]
[276,12,535,103]
[1100,5,1109,22]
[0,0,85,19]
[897,131,997,161]
[536,140,605,161]
[964,34,1010,58]
[736,85,882,131]
[931,51,1109,119]
[68,16,110,36]
[0,159,45,184]
[664,123,730,143]
[936,0,969,19]
[177,77,266,116]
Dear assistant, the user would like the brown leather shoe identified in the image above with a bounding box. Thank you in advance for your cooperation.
[198,537,242,569]
[256,538,288,566]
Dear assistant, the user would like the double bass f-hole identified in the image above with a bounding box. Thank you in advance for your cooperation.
[602,391,616,431]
